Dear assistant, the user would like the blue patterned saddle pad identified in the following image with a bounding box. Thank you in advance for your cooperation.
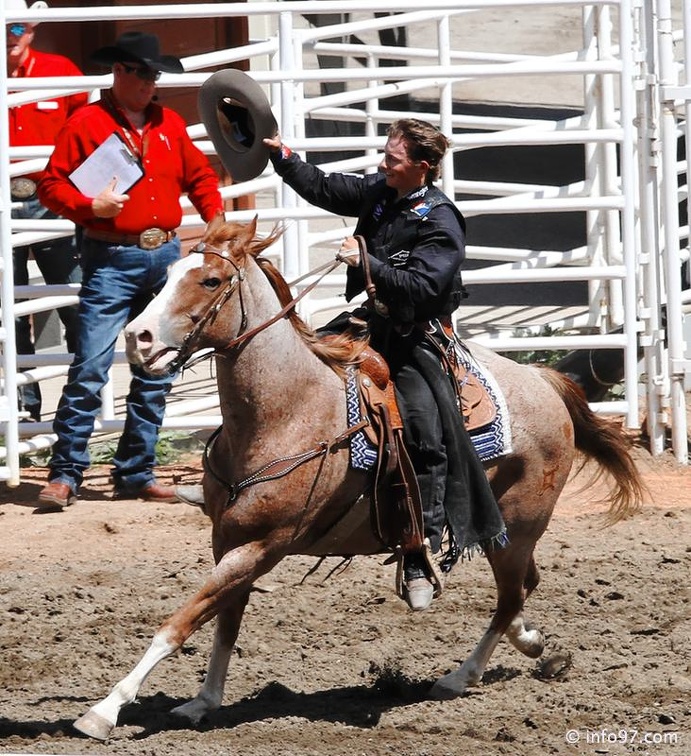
[346,352,512,471]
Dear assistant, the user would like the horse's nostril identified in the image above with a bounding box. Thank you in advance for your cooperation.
[138,330,154,346]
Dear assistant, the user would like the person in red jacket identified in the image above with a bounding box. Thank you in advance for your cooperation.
[7,0,88,421]
[36,31,224,509]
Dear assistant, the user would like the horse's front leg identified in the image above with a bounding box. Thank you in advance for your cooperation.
[171,597,249,725]
[73,543,275,741]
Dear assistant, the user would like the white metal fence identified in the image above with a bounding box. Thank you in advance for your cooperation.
[1,1,689,487]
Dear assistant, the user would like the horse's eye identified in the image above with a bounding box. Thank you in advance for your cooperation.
[203,277,222,290]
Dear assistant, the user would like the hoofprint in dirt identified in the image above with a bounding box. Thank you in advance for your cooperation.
[0,451,688,756]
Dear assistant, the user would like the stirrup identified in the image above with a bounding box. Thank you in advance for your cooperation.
[394,538,445,601]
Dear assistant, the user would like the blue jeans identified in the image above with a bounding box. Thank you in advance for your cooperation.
[49,234,180,493]
[12,197,82,421]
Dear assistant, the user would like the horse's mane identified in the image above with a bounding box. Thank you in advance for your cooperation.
[207,220,368,373]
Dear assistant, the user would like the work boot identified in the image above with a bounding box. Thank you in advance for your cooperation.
[112,481,178,503]
[38,481,77,509]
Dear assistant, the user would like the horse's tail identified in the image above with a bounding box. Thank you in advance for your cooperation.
[539,367,647,523]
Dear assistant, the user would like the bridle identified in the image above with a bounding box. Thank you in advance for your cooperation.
[166,240,341,374]
[166,239,365,511]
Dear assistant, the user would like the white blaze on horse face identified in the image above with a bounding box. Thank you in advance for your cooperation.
[126,254,207,373]
[155,254,206,345]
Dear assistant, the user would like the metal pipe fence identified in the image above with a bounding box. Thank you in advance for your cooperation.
[1,0,688,486]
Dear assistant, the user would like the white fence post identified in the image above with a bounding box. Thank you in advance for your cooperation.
[657,0,689,463]
[635,0,667,457]
[0,2,21,485]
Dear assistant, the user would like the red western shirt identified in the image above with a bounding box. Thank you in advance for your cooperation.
[38,92,223,234]
[9,48,88,180]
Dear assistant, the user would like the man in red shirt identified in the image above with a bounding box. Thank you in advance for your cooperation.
[36,31,224,509]
[7,0,88,421]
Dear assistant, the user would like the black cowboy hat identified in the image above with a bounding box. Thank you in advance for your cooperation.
[198,69,278,183]
[91,31,184,74]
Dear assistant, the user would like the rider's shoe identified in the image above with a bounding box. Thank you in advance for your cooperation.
[403,553,434,611]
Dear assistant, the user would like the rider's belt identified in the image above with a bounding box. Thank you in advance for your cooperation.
[84,227,176,250]
[10,177,38,201]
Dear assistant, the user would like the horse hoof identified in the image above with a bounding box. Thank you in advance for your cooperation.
[429,679,463,701]
[522,624,546,658]
[536,650,572,679]
[73,709,114,741]
[171,700,208,726]
[428,664,480,700]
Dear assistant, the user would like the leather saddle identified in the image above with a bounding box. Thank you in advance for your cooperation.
[356,342,497,554]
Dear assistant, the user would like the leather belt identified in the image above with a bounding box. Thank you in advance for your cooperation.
[84,227,176,250]
[10,177,38,201]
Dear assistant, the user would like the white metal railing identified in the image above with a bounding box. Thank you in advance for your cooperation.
[1,1,688,486]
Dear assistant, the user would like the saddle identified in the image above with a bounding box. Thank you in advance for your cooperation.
[356,341,497,554]
[357,353,423,555]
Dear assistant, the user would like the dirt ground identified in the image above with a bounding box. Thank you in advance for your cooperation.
[0,441,689,756]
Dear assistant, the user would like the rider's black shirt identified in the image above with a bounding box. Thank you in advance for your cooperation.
[270,150,466,325]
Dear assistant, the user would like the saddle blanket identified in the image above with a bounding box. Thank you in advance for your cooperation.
[346,347,512,471]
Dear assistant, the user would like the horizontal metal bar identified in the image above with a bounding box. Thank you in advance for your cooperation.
[2,0,623,25]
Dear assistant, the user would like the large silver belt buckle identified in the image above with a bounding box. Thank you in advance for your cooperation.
[139,228,166,250]
[10,177,38,200]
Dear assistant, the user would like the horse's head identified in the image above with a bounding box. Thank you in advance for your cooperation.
[125,215,281,374]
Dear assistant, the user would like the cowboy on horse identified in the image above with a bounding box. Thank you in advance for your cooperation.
[263,118,506,611]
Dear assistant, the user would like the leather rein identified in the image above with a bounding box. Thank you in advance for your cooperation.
[167,242,341,374]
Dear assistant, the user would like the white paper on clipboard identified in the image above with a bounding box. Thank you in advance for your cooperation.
[68,132,144,197]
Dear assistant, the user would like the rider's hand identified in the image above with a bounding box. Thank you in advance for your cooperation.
[91,178,130,218]
[263,134,283,153]
[336,236,361,267]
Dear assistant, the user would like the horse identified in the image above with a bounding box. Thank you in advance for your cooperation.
[73,215,646,740]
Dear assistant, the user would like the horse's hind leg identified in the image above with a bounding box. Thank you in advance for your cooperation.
[171,595,249,725]
[429,540,544,700]
[504,554,544,658]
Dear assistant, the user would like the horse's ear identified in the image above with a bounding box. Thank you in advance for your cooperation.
[240,215,259,249]
[204,211,226,239]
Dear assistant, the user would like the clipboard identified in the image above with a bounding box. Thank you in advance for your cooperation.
[68,132,144,197]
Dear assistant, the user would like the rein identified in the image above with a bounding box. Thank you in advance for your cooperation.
[588,349,619,388]
[222,257,341,351]
[168,241,342,372]
[355,235,376,305]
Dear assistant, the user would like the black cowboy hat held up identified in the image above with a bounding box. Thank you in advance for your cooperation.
[198,68,278,183]
[91,31,184,74]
